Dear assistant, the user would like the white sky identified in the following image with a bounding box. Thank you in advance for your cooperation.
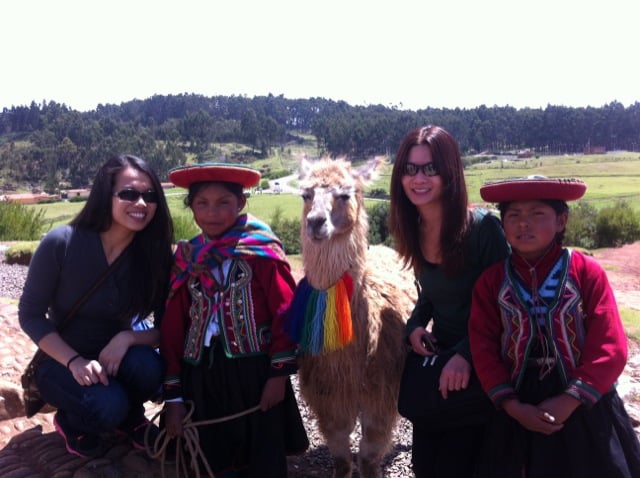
[1,0,638,112]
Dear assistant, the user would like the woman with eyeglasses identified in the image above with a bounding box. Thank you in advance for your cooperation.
[19,154,174,458]
[388,125,510,477]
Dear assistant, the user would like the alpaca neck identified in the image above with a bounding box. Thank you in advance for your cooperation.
[302,221,367,290]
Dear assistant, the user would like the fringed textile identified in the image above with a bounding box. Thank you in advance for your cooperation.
[286,273,354,355]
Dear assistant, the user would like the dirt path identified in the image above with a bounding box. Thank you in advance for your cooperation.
[591,241,640,311]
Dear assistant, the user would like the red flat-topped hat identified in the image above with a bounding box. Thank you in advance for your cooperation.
[480,175,587,203]
[169,163,261,189]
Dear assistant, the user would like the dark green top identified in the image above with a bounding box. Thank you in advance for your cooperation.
[405,208,510,362]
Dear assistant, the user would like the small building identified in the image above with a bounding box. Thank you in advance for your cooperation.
[584,145,606,154]
[0,192,59,204]
[63,189,91,200]
[517,150,533,159]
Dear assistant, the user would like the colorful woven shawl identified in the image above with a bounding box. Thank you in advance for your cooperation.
[286,273,354,355]
[169,213,287,297]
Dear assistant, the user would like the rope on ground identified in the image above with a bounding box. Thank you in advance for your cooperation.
[144,400,261,478]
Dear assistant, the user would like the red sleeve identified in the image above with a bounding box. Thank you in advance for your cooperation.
[569,252,627,397]
[469,262,517,405]
[159,284,191,399]
[251,259,298,376]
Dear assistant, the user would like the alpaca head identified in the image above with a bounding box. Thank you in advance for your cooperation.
[297,157,384,286]
[299,157,382,242]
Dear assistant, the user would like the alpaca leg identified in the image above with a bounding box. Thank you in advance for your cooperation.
[321,419,357,478]
[357,410,396,478]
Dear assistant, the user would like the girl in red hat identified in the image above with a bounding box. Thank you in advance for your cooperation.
[160,163,308,477]
[469,176,640,477]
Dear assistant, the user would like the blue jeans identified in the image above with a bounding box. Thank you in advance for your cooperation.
[35,344,164,435]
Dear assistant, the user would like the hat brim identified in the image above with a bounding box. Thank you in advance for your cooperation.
[480,177,586,203]
[169,163,261,189]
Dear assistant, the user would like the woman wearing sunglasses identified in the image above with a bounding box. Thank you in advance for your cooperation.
[19,154,174,458]
[388,125,510,477]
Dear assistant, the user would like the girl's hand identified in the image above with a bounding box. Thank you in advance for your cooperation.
[260,376,287,411]
[409,327,438,356]
[439,353,471,399]
[68,357,109,386]
[164,402,186,438]
[99,331,133,376]
[503,399,564,435]
[538,393,581,425]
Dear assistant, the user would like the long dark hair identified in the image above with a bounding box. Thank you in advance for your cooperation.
[388,125,471,275]
[70,154,174,322]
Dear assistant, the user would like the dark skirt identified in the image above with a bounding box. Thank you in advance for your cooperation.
[182,343,309,477]
[478,366,640,478]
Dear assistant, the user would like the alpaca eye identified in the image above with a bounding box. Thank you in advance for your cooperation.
[301,192,313,201]
[337,194,350,201]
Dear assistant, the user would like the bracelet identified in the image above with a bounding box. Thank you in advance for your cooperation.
[66,354,81,369]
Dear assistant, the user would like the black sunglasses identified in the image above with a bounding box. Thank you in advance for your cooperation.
[403,162,438,177]
[113,189,159,203]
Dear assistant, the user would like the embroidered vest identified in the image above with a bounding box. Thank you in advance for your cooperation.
[184,259,270,364]
[497,249,586,390]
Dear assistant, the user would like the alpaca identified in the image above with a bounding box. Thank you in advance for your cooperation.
[287,157,416,478]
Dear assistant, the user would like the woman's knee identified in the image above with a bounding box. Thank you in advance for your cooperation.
[118,345,164,394]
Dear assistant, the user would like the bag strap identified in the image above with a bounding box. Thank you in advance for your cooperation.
[58,244,131,330]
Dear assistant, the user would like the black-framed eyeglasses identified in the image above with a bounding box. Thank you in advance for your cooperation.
[403,162,438,177]
[113,189,158,203]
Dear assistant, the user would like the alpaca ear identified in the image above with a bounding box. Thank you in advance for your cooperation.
[353,156,385,183]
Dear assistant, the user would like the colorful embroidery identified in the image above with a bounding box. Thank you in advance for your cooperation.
[500,250,587,390]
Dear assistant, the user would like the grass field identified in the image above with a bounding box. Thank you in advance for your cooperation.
[371,151,640,206]
[621,309,640,343]
[26,151,640,231]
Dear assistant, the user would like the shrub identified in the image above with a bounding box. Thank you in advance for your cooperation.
[366,201,393,246]
[0,201,47,240]
[5,241,39,265]
[595,200,640,247]
[565,201,599,249]
[367,188,388,199]
[262,169,291,180]
[269,207,301,255]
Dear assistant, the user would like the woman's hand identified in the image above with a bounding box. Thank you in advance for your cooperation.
[164,402,187,438]
[68,356,109,386]
[260,376,287,411]
[409,327,438,356]
[99,330,133,376]
[438,353,471,399]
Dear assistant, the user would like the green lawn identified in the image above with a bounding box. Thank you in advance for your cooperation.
[25,151,640,231]
[621,308,640,343]
[372,153,640,210]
